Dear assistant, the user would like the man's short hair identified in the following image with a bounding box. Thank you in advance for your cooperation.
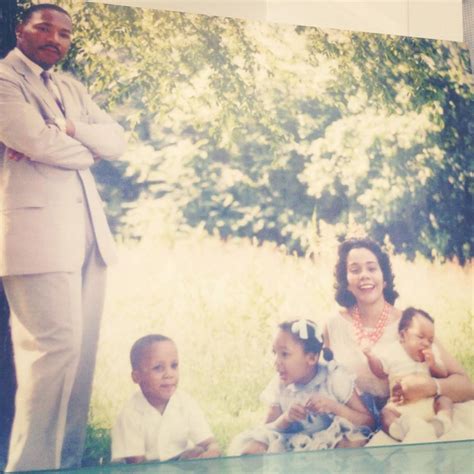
[21,3,71,24]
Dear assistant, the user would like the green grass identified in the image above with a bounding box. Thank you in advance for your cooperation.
[83,232,473,465]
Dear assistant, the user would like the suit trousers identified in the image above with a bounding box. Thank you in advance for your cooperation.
[3,199,107,472]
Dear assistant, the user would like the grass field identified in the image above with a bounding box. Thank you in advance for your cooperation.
[83,232,473,465]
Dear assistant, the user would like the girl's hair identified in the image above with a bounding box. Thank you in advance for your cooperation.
[399,307,434,333]
[279,319,334,363]
[334,237,399,307]
[130,334,173,369]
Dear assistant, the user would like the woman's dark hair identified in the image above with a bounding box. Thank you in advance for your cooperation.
[279,319,333,362]
[334,238,399,308]
[399,307,434,333]
[130,334,172,369]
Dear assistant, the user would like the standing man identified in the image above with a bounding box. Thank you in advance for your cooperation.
[0,4,126,471]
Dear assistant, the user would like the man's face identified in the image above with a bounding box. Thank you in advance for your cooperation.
[16,9,72,70]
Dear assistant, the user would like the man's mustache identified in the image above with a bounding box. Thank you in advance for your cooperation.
[39,44,61,54]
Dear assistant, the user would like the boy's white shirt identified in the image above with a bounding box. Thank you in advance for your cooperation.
[111,389,213,462]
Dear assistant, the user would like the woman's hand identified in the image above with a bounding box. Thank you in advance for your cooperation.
[391,374,436,404]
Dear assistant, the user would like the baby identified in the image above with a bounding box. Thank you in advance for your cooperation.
[364,307,452,441]
[111,334,220,463]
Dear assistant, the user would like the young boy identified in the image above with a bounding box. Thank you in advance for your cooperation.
[111,334,220,463]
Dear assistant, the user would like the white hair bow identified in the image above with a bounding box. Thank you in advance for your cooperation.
[291,319,321,342]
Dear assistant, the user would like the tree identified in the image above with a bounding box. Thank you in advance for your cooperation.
[301,31,473,262]
[0,0,17,59]
[19,0,473,263]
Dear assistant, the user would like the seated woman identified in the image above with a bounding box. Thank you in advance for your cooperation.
[324,237,474,443]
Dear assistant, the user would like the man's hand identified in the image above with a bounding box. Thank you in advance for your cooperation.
[65,118,76,137]
[7,149,29,161]
[45,117,76,137]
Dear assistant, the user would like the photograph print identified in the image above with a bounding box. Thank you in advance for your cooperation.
[0,0,473,471]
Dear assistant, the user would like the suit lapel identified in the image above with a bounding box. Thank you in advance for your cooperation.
[5,51,65,117]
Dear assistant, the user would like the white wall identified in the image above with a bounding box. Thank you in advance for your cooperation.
[88,0,465,41]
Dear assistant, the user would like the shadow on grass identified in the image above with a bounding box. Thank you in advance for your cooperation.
[82,424,111,467]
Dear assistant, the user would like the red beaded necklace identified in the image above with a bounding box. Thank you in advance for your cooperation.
[352,301,391,349]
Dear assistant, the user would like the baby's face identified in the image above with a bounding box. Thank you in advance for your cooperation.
[400,315,435,362]
[132,340,179,408]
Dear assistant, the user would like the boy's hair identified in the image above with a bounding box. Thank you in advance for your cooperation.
[130,334,172,369]
[334,237,399,308]
[20,3,71,24]
[399,307,434,333]
[279,319,333,362]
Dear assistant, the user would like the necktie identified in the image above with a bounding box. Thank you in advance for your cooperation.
[41,70,65,115]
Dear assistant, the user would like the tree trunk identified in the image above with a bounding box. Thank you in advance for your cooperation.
[0,2,17,468]
[0,0,17,59]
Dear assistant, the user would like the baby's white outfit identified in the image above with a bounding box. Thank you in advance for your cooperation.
[374,340,443,420]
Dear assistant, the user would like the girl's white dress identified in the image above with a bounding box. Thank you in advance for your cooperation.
[228,363,357,454]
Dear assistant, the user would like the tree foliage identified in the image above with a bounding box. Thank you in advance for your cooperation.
[19,0,473,263]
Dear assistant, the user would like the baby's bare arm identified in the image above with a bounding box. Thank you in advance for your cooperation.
[423,348,448,378]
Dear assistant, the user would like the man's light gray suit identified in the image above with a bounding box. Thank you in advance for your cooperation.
[0,50,126,471]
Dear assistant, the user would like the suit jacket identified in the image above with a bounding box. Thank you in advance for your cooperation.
[0,50,126,276]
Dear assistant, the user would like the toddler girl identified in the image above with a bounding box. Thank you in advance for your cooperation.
[230,319,374,455]
[364,307,453,441]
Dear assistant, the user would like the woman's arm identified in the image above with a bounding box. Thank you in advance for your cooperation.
[396,339,474,403]
[306,392,374,429]
[363,349,388,379]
